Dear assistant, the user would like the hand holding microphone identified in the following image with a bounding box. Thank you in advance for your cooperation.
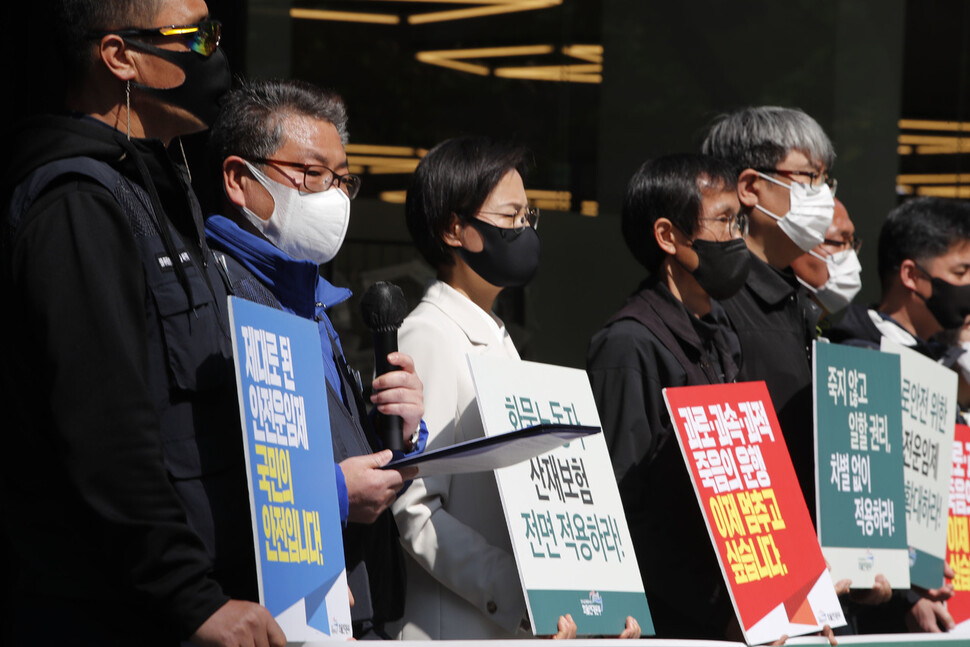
[360,281,423,451]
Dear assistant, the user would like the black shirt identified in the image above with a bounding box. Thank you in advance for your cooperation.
[587,279,740,639]
[719,252,822,523]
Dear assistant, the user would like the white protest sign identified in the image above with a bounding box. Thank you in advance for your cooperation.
[468,354,652,636]
[881,338,957,589]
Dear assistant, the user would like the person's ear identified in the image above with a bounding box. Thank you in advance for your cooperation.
[223,156,251,209]
[654,217,679,255]
[97,34,138,82]
[899,258,923,293]
[442,213,464,248]
[737,168,761,208]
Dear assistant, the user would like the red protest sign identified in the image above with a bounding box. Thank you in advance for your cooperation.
[947,423,970,630]
[664,381,843,644]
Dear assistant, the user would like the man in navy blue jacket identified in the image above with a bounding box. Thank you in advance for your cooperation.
[205,78,426,638]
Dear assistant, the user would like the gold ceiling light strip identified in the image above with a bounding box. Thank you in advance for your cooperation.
[379,190,408,204]
[526,189,570,200]
[367,165,422,174]
[347,157,421,172]
[347,146,423,176]
[346,144,417,157]
[407,0,562,25]
[915,143,970,155]
[896,173,970,184]
[416,44,602,84]
[527,189,571,210]
[897,134,966,146]
[419,44,556,59]
[378,187,579,209]
[416,56,490,76]
[417,45,555,77]
[372,0,529,4]
[289,8,400,24]
[916,185,970,198]
[898,119,970,132]
[561,44,603,64]
[493,63,601,83]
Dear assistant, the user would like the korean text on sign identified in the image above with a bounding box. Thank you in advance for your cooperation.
[676,401,788,586]
[242,325,308,450]
[521,508,625,564]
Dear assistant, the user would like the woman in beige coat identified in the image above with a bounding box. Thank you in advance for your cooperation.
[390,137,547,639]
[390,137,639,640]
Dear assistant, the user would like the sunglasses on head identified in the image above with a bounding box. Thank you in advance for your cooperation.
[88,20,222,57]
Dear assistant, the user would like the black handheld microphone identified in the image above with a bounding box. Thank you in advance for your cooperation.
[359,281,409,451]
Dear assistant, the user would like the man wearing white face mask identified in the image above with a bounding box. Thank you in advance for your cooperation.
[203,79,427,638]
[792,198,863,316]
[702,106,835,522]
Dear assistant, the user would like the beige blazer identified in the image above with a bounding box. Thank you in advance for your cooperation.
[390,280,527,639]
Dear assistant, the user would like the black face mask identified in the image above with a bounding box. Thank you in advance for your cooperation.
[128,43,232,126]
[688,238,752,300]
[456,219,541,288]
[916,269,970,329]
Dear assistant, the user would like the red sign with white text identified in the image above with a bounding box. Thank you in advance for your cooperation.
[664,381,844,644]
[947,423,970,629]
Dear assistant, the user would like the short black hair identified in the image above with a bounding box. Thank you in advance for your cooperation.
[877,196,970,291]
[55,0,160,89]
[622,153,738,273]
[406,136,529,269]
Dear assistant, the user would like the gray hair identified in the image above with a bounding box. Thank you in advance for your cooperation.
[701,106,836,172]
[57,0,161,87]
[208,78,349,170]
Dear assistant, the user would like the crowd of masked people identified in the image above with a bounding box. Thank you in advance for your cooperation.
[3,1,968,645]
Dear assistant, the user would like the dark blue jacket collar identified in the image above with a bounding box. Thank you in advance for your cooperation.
[204,214,352,320]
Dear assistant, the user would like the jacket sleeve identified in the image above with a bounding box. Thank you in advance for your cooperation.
[587,321,664,490]
[392,312,526,634]
[10,182,228,636]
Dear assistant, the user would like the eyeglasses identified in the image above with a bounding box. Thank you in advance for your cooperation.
[252,158,362,200]
[89,20,223,57]
[822,236,862,254]
[698,211,748,240]
[756,167,838,195]
[476,206,541,234]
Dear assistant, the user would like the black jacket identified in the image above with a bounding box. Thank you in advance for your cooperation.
[1,115,246,644]
[719,253,822,521]
[587,279,740,639]
[827,303,964,369]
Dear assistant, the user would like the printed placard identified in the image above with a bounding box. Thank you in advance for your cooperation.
[881,339,957,589]
[664,380,845,645]
[947,423,970,632]
[228,297,352,641]
[814,341,909,588]
[467,354,653,637]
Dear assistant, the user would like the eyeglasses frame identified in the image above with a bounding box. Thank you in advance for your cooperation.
[88,20,223,57]
[252,157,362,200]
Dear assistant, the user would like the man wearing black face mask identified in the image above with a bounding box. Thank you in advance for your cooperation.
[587,154,748,639]
[827,196,970,634]
[828,197,970,383]
[1,1,284,645]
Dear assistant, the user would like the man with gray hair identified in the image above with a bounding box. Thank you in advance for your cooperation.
[701,106,836,517]
[205,78,426,638]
